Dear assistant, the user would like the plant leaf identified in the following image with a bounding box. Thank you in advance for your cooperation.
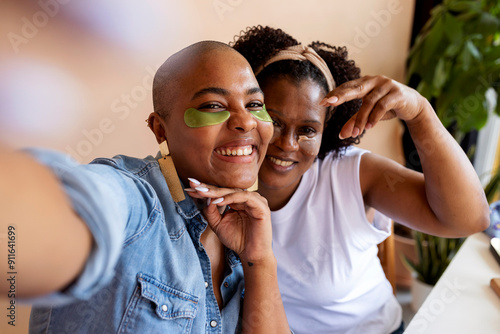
[433,57,449,90]
[475,12,500,37]
[448,1,482,13]
[484,168,500,203]
[444,12,464,44]
[465,39,482,61]
[421,16,446,66]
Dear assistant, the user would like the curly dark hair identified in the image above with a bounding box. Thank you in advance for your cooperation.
[231,25,362,160]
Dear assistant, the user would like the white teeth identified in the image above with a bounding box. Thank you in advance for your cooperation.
[216,146,253,157]
[269,156,293,167]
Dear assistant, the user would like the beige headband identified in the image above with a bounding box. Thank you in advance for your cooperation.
[254,44,336,92]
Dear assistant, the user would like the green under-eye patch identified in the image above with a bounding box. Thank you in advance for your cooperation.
[184,105,272,128]
[184,108,230,128]
[250,105,272,122]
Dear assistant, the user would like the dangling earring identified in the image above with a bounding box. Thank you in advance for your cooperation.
[157,139,185,202]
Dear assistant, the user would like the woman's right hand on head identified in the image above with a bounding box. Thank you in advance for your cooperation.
[186,179,274,264]
[319,75,429,139]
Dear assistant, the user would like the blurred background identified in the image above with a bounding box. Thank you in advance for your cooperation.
[0,0,415,164]
[1,0,499,332]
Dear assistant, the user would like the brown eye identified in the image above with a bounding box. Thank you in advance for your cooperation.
[199,103,225,112]
[247,102,264,110]
[299,127,317,136]
[271,118,281,127]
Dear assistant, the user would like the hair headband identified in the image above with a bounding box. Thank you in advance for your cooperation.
[254,44,336,92]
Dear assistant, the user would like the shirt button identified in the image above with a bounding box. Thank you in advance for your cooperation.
[210,320,217,328]
[223,282,229,288]
[205,281,209,288]
[161,305,168,312]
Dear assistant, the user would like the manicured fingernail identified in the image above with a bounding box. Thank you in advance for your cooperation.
[329,96,339,103]
[195,186,209,192]
[188,178,201,185]
[339,133,344,140]
[212,197,224,204]
[207,198,211,206]
[365,123,372,130]
[185,188,196,192]
[352,127,360,138]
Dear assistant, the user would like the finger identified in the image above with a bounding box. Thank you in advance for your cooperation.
[367,95,398,128]
[202,201,223,231]
[320,76,379,107]
[187,178,245,198]
[186,189,204,199]
[351,83,393,135]
[210,192,268,220]
[339,116,356,140]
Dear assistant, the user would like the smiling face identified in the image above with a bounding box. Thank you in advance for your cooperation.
[259,77,327,196]
[161,48,273,189]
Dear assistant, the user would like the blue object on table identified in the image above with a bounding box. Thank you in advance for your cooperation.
[485,200,500,238]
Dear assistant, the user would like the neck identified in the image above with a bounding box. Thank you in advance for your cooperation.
[257,178,301,211]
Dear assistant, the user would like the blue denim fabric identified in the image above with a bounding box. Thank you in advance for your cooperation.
[26,149,244,334]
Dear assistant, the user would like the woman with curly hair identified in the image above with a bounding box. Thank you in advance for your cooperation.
[232,26,489,334]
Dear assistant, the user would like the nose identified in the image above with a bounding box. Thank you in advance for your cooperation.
[227,109,257,133]
[273,128,299,152]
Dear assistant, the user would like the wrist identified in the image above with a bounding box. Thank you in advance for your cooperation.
[241,253,277,271]
[405,97,436,127]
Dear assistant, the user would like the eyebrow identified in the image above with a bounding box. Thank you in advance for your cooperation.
[268,108,323,125]
[191,86,263,101]
[246,87,264,96]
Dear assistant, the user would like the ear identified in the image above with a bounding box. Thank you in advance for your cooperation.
[147,112,167,144]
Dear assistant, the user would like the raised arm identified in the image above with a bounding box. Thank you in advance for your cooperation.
[186,180,290,334]
[0,146,92,298]
[321,75,490,237]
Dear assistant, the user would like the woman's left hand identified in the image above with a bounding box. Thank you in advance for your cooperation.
[320,75,428,139]
[186,179,273,264]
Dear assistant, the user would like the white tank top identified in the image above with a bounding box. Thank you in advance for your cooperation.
[271,147,402,334]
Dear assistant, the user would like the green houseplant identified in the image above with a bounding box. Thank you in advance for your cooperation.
[404,232,465,286]
[403,166,500,286]
[400,0,500,309]
[484,167,500,203]
[406,0,500,143]
[403,167,500,310]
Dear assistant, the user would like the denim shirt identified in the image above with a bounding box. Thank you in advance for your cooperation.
[27,149,244,334]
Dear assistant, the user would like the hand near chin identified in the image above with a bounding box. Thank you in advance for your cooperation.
[320,75,430,139]
[186,179,274,264]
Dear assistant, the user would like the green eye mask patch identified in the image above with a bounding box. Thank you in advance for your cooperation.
[184,105,272,128]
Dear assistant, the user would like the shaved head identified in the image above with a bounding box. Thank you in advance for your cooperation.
[153,41,241,119]
[147,40,270,189]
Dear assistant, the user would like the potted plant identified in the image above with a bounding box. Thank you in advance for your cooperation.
[393,222,417,289]
[403,167,500,311]
[406,0,500,143]
[403,232,465,311]
[396,0,500,298]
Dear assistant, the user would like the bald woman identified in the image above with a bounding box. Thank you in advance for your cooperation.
[0,41,290,334]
